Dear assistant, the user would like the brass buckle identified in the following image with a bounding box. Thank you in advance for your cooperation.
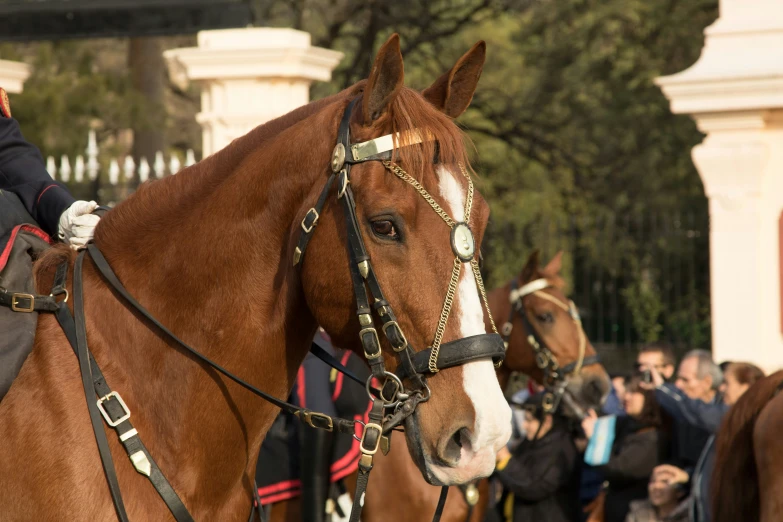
[11,293,35,313]
[96,391,131,427]
[381,320,408,352]
[301,410,334,432]
[337,169,350,199]
[360,327,382,360]
[301,208,319,233]
[360,422,383,455]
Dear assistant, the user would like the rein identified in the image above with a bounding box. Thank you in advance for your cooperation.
[501,277,599,413]
[7,97,506,522]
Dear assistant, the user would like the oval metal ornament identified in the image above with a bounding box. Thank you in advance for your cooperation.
[451,222,475,262]
[331,143,346,173]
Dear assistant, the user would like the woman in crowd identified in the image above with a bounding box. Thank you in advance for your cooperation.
[494,392,583,522]
[625,467,689,522]
[582,374,671,522]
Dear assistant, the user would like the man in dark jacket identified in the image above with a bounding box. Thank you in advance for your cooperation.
[0,87,99,246]
[0,87,101,400]
[643,352,726,522]
[494,393,582,522]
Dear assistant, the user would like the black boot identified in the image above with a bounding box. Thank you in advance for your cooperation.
[300,426,334,522]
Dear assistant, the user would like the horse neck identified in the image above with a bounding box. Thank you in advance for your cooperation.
[83,99,345,502]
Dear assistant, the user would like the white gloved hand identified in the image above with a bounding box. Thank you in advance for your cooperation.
[58,200,101,249]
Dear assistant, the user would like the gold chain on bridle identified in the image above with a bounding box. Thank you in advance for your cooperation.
[382,161,498,373]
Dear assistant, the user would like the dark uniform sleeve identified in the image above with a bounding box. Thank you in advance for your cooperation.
[0,109,74,237]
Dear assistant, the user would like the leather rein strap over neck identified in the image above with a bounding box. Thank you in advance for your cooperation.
[293,97,505,522]
[501,277,599,413]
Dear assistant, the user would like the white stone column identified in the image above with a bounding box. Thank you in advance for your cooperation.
[164,28,343,157]
[656,0,783,373]
[0,58,31,93]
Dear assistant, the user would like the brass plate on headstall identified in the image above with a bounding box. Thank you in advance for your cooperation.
[332,143,346,172]
[451,222,475,262]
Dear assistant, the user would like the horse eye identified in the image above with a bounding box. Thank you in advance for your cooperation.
[371,220,399,239]
[536,312,554,324]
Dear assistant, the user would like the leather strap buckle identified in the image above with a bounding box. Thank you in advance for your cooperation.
[360,327,382,360]
[360,422,383,455]
[300,410,334,432]
[381,320,408,352]
[96,391,131,427]
[301,208,319,233]
[10,292,35,313]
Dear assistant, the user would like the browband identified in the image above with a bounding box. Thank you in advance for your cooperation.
[348,129,433,163]
[509,278,549,303]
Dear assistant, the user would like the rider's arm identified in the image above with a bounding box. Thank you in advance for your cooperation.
[0,106,75,238]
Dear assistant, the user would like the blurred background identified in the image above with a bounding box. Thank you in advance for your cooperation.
[0,0,725,371]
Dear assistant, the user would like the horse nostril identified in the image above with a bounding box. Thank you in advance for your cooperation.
[440,427,470,465]
[453,430,464,449]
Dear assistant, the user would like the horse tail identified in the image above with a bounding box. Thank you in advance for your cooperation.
[712,370,783,522]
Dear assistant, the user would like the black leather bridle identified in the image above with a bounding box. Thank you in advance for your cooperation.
[10,97,506,522]
[293,98,505,520]
[501,277,600,413]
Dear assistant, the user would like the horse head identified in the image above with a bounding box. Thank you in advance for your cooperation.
[494,250,611,416]
[299,35,511,486]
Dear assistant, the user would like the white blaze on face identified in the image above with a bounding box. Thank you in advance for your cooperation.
[432,165,512,483]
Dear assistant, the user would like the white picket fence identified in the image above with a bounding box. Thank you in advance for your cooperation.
[45,130,197,189]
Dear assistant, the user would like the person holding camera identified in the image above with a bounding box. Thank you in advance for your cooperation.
[642,357,764,522]
[581,374,671,522]
[636,343,677,383]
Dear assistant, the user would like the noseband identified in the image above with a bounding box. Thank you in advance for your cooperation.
[501,277,599,413]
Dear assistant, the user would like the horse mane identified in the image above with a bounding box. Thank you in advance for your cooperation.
[712,370,783,522]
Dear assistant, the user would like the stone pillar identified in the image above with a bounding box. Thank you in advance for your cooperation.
[656,0,783,372]
[0,58,31,93]
[164,28,343,157]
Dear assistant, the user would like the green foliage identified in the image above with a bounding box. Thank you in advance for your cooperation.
[621,267,664,343]
[3,40,137,159]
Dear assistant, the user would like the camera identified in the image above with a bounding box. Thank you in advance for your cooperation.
[641,369,653,384]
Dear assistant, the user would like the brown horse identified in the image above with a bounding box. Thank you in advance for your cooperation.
[269,250,610,521]
[0,35,511,520]
[712,370,783,522]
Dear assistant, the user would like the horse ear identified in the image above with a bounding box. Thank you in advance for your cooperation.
[519,250,540,284]
[362,33,405,124]
[542,251,564,276]
[422,41,486,118]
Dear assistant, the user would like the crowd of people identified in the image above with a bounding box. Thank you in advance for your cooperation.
[487,343,766,522]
